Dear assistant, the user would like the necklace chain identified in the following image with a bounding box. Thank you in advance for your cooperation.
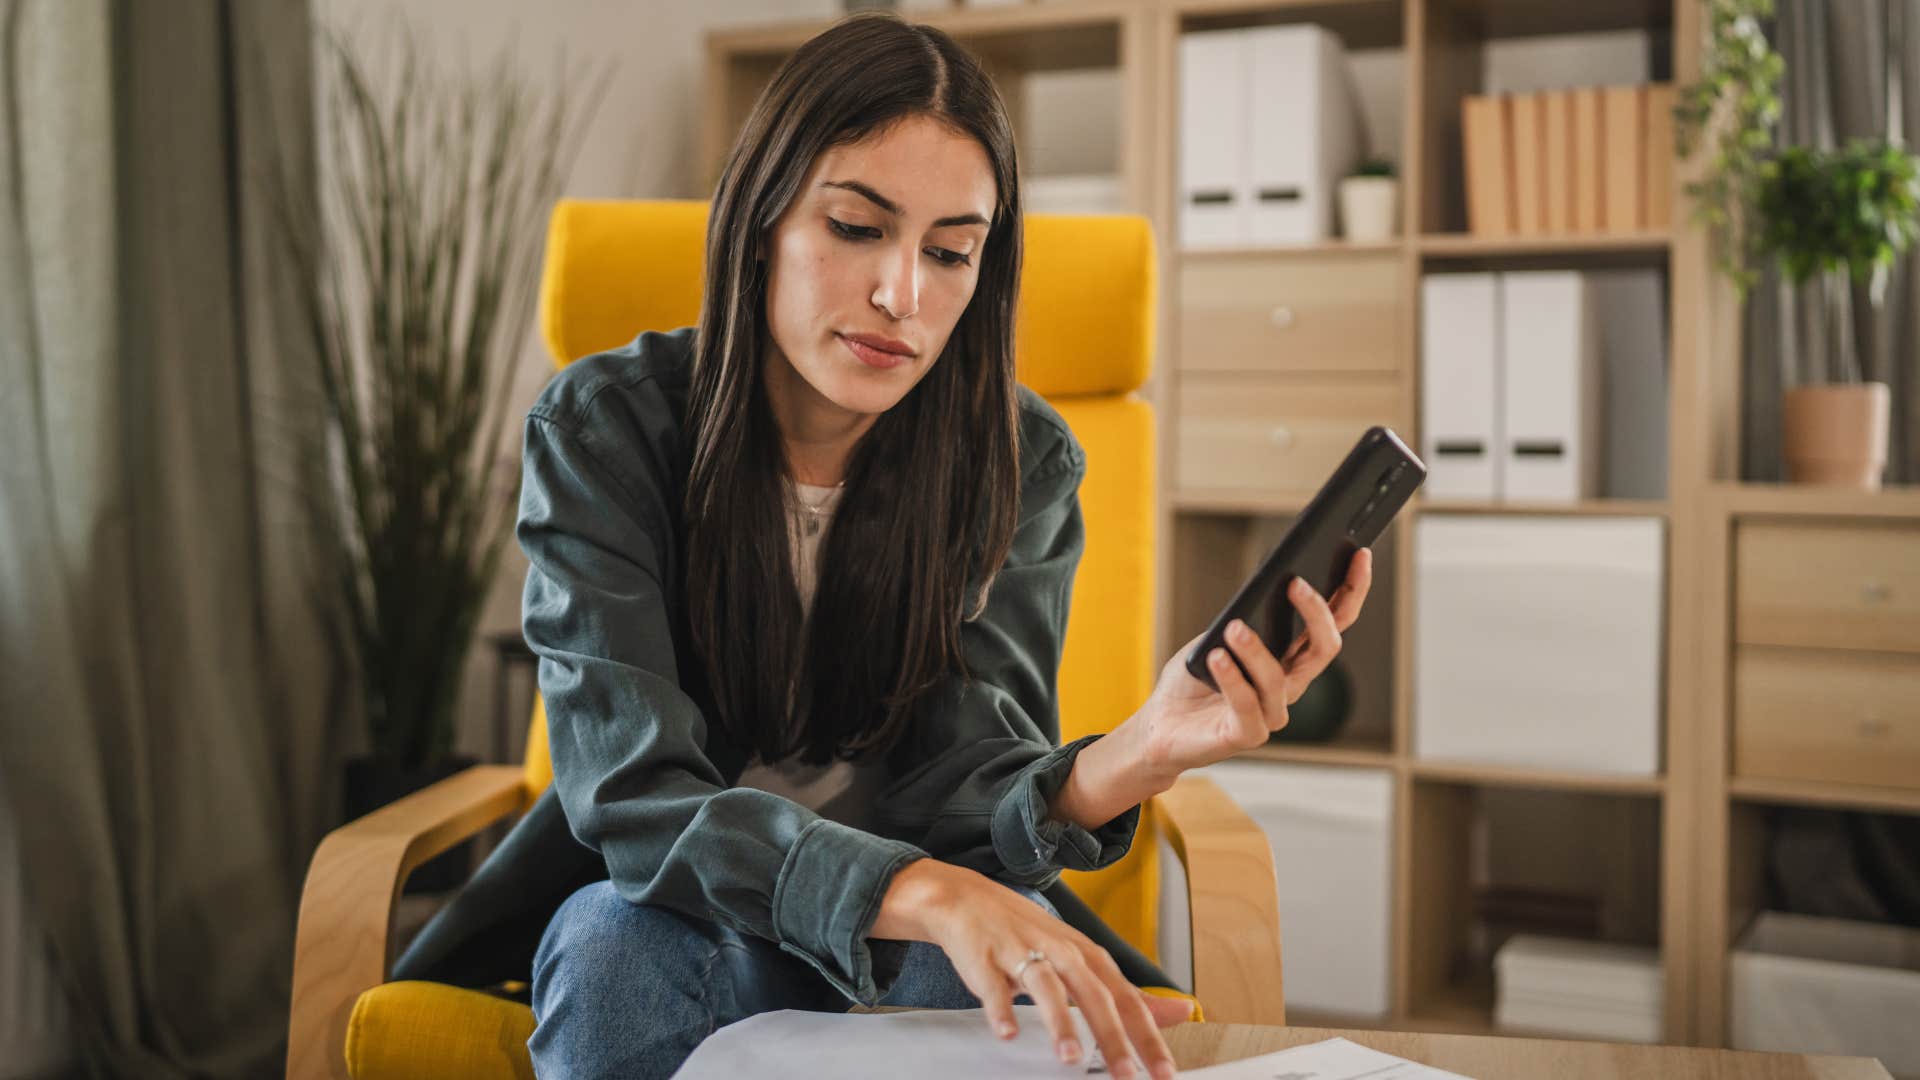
[788,478,843,536]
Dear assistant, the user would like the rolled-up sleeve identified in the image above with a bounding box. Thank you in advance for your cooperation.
[521,401,924,1004]
[877,428,1141,889]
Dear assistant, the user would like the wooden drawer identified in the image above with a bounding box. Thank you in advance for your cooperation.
[1735,520,1920,653]
[1175,376,1402,498]
[1733,645,1920,790]
[1178,251,1401,374]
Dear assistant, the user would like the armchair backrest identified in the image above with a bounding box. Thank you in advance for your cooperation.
[522,198,1162,954]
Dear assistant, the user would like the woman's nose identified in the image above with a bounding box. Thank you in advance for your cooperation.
[871,241,919,320]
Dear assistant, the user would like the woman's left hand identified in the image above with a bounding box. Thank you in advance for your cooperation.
[1134,548,1375,778]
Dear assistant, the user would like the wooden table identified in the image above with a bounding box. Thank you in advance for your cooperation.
[1163,1023,1893,1078]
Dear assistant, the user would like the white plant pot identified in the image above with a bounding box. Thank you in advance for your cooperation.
[1338,176,1399,243]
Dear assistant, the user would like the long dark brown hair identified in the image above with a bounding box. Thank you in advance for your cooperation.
[685,13,1023,765]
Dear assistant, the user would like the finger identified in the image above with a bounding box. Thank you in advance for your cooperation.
[1205,646,1268,747]
[1331,548,1374,631]
[1284,577,1343,678]
[1013,954,1083,1067]
[964,954,1020,1041]
[1141,990,1196,1028]
[1052,953,1139,1080]
[1223,619,1291,727]
[1093,959,1176,1079]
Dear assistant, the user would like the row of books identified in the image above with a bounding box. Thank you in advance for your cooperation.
[1462,84,1676,237]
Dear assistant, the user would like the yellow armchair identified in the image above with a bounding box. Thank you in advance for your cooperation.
[287,200,1284,1080]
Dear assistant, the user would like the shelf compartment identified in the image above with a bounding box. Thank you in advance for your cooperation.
[1167,509,1403,752]
[1410,759,1664,797]
[1403,780,1666,1041]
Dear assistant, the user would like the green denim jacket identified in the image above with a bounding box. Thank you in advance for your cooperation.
[392,327,1142,1005]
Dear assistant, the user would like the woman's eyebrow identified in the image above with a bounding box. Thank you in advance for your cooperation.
[820,179,989,229]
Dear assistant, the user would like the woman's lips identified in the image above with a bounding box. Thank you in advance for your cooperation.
[840,334,911,369]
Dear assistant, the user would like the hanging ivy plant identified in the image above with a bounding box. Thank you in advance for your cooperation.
[1673,0,1785,292]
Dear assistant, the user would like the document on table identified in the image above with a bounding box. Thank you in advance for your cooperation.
[670,1007,1475,1079]
[1184,1036,1474,1079]
[672,1007,1111,1079]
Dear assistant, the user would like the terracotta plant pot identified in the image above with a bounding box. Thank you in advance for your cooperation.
[1781,382,1891,489]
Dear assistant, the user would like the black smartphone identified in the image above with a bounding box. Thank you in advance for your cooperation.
[1184,425,1426,692]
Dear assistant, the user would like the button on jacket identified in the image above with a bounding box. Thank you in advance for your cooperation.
[390,326,1148,1004]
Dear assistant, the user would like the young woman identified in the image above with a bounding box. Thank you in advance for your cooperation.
[506,12,1374,1079]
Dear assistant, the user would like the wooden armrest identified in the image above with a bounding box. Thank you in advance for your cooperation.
[1149,774,1285,1026]
[287,765,532,1080]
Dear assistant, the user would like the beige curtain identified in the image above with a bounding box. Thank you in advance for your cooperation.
[0,2,345,1076]
[1744,0,1920,483]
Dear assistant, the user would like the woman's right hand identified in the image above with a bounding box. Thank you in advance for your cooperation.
[868,858,1186,1080]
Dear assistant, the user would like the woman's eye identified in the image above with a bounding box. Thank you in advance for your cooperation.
[827,218,972,268]
[827,218,878,241]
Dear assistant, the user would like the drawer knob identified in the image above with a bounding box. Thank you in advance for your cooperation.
[1268,426,1295,450]
[1269,306,1295,330]
[1861,581,1893,604]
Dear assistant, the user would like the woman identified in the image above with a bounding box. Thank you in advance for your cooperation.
[513,12,1374,1079]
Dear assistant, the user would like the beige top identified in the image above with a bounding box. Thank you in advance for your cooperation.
[732,478,885,829]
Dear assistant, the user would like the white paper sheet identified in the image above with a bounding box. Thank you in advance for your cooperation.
[670,1006,1112,1079]
[671,1009,1476,1080]
[1183,1036,1474,1079]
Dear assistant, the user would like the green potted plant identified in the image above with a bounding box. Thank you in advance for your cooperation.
[1754,140,1919,487]
[269,24,602,889]
[1675,0,1915,489]
[1338,156,1399,243]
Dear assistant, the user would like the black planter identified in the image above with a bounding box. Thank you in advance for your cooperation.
[344,754,480,894]
[1268,655,1355,744]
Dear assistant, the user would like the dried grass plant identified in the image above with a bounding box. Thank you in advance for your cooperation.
[269,22,606,770]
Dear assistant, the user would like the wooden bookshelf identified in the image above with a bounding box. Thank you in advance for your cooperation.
[705,0,1918,1053]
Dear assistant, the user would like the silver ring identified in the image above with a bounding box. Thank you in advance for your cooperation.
[1011,948,1050,982]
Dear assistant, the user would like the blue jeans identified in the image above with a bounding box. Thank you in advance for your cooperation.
[528,878,1056,1080]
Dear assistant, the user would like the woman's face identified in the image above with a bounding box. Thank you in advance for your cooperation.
[760,114,997,421]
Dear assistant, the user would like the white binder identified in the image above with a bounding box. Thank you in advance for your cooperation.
[1246,25,1360,245]
[1178,29,1250,249]
[1499,271,1601,501]
[1420,273,1502,500]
